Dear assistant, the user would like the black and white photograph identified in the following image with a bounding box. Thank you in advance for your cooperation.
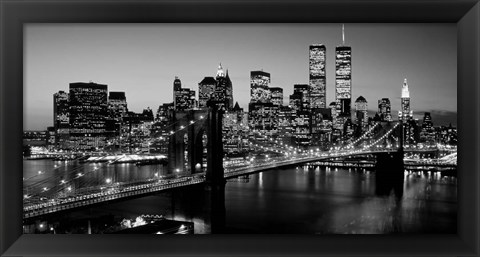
[22,23,457,235]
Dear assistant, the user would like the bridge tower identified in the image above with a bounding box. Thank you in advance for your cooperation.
[203,105,226,233]
[205,106,225,186]
[167,105,226,233]
[375,121,404,198]
[168,110,208,175]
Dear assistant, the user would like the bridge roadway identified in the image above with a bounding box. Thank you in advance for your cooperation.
[23,177,205,219]
[23,148,455,219]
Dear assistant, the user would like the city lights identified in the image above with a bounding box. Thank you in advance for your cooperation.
[22,24,457,236]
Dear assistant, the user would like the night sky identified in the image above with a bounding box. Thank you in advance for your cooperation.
[24,23,456,130]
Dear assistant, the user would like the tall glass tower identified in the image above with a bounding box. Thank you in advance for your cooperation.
[309,44,326,109]
[335,25,352,130]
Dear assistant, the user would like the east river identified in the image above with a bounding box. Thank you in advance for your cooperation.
[23,160,457,234]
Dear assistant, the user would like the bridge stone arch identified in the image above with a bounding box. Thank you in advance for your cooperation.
[193,128,207,172]
[168,110,206,175]
[167,107,225,186]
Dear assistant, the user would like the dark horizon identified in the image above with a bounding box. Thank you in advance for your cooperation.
[24,23,457,130]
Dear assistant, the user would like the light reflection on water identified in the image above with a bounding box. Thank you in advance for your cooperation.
[23,160,456,234]
[224,166,456,234]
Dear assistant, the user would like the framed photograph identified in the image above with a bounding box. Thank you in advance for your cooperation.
[1,0,479,256]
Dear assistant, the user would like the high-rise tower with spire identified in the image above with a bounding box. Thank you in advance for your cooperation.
[399,78,412,122]
[334,24,352,131]
[213,63,233,109]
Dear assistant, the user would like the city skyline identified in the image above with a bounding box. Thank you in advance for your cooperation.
[24,23,457,130]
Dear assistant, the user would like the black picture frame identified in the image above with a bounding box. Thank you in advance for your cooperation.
[1,0,478,256]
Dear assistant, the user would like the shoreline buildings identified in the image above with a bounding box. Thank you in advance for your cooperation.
[26,25,456,154]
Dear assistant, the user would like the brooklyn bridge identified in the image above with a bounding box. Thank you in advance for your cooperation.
[23,107,457,225]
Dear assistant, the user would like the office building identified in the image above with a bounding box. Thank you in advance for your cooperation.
[198,77,216,108]
[354,96,368,126]
[335,25,352,130]
[53,91,69,149]
[378,98,393,122]
[420,112,436,144]
[69,82,108,150]
[250,70,271,103]
[108,92,128,136]
[309,44,326,108]
[214,64,233,110]
[270,87,283,106]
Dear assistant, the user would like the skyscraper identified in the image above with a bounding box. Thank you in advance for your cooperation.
[53,91,69,149]
[329,101,337,124]
[293,110,311,147]
[173,76,182,110]
[378,98,393,122]
[198,77,216,108]
[335,25,352,130]
[293,84,310,111]
[214,64,233,110]
[173,76,196,111]
[270,87,283,106]
[225,70,233,109]
[249,70,276,135]
[277,105,295,145]
[248,102,277,135]
[250,70,271,103]
[108,91,128,137]
[289,92,303,112]
[420,112,435,144]
[354,96,368,125]
[399,78,412,122]
[175,88,196,111]
[69,82,108,150]
[309,44,326,109]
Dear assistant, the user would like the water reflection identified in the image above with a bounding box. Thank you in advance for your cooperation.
[24,160,456,234]
[224,166,456,234]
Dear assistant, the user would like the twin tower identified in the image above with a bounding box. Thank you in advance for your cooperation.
[309,25,352,129]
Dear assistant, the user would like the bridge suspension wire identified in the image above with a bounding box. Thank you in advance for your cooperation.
[363,123,400,149]
[151,113,208,139]
[23,154,89,181]
[248,129,305,154]
[24,162,86,192]
[24,111,211,207]
[24,163,106,199]
[341,122,380,150]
